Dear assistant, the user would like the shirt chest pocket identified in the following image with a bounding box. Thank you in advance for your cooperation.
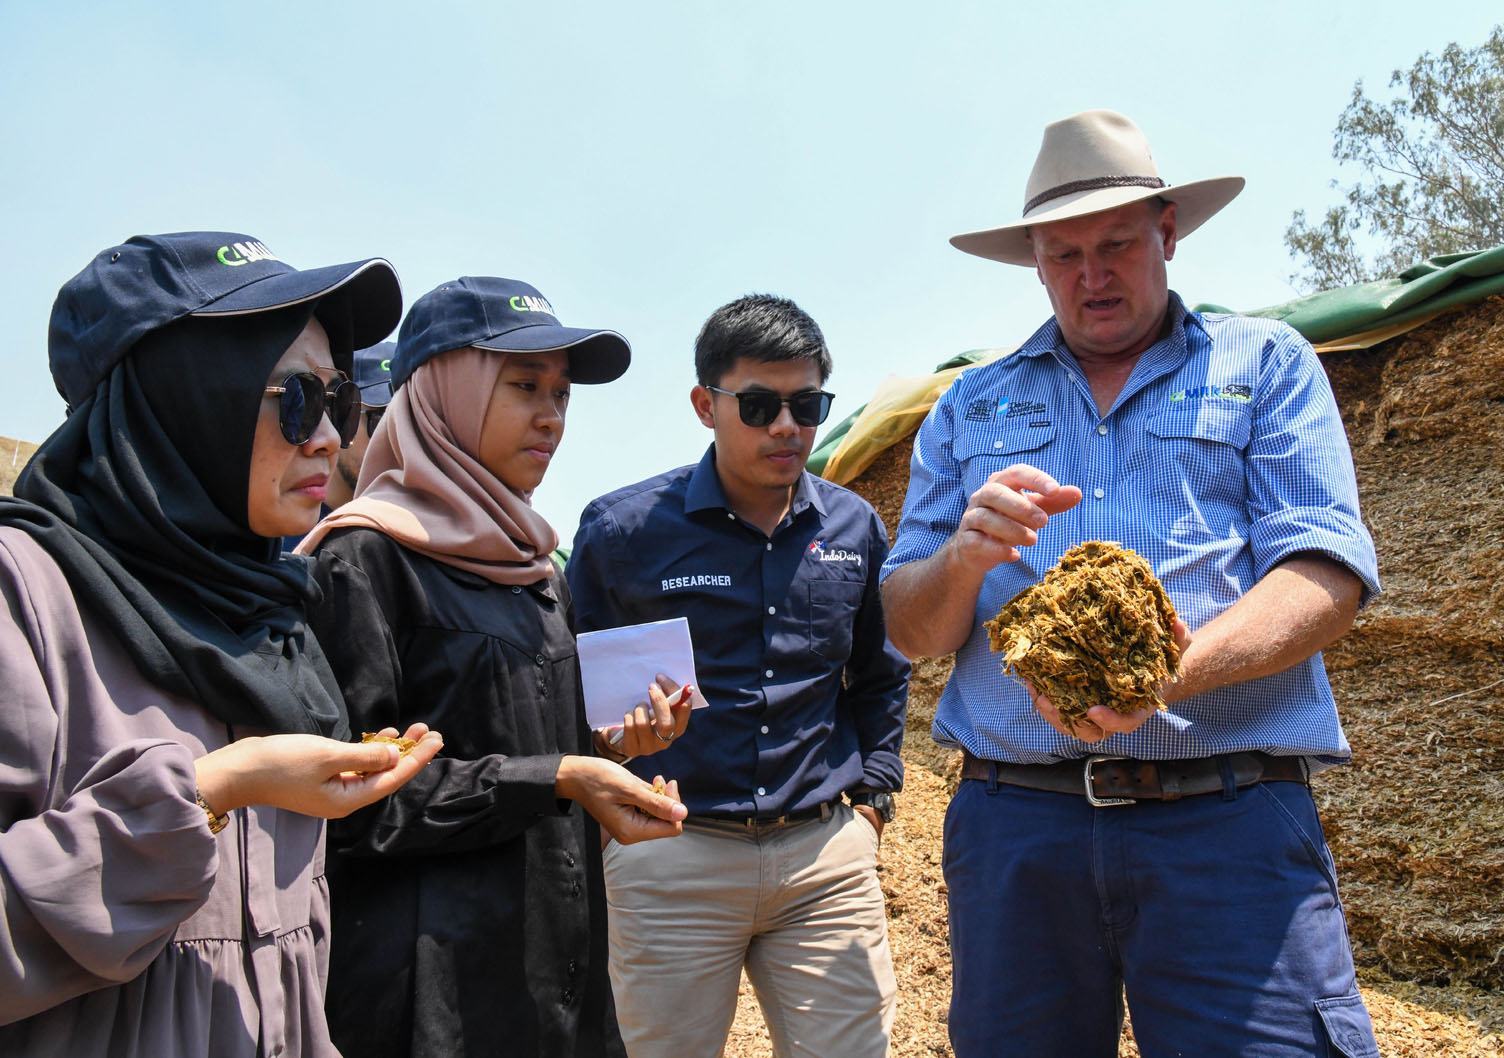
[953,423,1058,495]
[809,579,866,663]
[1138,404,1252,509]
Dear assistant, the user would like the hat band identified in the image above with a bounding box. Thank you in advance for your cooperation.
[1023,175,1166,217]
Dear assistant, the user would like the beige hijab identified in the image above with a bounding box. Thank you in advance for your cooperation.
[295,346,559,584]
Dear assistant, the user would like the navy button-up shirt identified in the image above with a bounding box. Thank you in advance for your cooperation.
[567,445,909,818]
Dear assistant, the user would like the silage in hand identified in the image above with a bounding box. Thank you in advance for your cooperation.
[985,540,1181,732]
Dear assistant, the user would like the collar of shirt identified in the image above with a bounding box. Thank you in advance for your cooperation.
[683,444,828,526]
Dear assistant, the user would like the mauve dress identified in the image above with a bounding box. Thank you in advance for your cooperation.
[0,528,338,1057]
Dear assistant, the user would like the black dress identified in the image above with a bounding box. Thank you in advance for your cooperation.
[307,527,623,1058]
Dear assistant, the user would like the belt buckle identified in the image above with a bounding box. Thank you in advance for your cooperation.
[1084,755,1135,807]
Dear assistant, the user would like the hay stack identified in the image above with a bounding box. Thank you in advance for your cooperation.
[0,436,39,496]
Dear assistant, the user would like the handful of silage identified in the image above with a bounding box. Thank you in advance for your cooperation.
[361,732,419,755]
[985,541,1180,732]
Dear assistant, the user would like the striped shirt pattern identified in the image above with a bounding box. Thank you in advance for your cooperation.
[879,293,1380,766]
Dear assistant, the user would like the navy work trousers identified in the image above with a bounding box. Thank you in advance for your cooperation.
[943,769,1379,1057]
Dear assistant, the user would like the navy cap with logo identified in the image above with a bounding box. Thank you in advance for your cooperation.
[49,231,403,410]
[353,341,396,407]
[392,276,630,390]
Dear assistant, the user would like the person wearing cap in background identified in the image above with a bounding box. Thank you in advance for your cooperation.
[567,294,910,1058]
[333,340,395,508]
[295,277,690,1058]
[880,111,1381,1055]
[0,232,442,1055]
[282,341,396,550]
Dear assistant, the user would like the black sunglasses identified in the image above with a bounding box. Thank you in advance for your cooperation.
[263,372,363,447]
[707,386,835,428]
[364,406,386,437]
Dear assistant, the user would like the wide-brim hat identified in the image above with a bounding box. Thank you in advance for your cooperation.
[950,109,1245,267]
[49,231,402,409]
[392,276,630,390]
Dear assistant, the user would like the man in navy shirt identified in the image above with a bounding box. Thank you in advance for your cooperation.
[568,294,909,1058]
[881,110,1380,1056]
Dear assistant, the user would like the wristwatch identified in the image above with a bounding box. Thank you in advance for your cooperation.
[848,790,896,823]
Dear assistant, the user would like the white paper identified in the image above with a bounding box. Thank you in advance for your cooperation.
[577,616,708,730]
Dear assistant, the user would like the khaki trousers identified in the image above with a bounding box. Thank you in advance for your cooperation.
[602,802,895,1058]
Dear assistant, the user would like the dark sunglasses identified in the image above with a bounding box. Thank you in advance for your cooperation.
[263,372,363,447]
[364,406,386,437]
[707,386,835,428]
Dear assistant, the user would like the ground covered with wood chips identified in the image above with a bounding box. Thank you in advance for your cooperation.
[726,297,1504,1056]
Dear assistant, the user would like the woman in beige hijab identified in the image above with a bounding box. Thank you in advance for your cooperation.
[298,277,687,1058]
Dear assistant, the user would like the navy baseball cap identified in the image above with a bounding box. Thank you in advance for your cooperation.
[353,341,395,407]
[392,276,630,390]
[49,231,402,409]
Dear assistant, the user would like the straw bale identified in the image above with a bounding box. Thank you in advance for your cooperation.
[0,436,39,496]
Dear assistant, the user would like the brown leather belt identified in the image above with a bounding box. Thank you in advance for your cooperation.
[961,751,1308,806]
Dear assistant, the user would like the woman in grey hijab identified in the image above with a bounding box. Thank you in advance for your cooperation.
[0,232,442,1057]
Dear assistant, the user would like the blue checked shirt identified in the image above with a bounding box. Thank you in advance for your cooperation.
[880,293,1380,767]
[568,446,910,817]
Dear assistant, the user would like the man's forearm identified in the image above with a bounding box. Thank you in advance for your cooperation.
[1166,555,1363,704]
[880,542,988,659]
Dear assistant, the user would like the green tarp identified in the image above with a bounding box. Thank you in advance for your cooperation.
[1195,246,1504,345]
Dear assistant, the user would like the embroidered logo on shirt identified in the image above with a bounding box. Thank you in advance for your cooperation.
[808,541,862,565]
[1170,383,1252,403]
[974,396,1050,421]
[661,574,732,591]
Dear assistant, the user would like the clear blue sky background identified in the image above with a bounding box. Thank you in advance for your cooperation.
[2,2,1499,544]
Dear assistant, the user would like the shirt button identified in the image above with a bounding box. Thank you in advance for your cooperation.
[760,725,769,734]
[756,787,766,796]
[567,960,578,976]
[562,988,575,1004]
[535,654,546,665]
[993,440,1004,449]
[767,606,776,615]
[1097,424,1108,435]
[727,512,735,520]
[572,880,581,897]
[764,669,774,678]
[1093,488,1105,499]
[511,585,522,594]
[766,542,772,551]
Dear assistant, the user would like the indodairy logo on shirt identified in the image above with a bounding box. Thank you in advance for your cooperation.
[809,540,861,565]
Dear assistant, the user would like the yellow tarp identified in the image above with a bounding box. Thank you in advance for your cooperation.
[817,349,1013,487]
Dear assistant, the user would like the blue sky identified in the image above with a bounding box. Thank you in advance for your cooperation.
[2,2,1498,543]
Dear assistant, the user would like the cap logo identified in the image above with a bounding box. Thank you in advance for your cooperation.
[509,294,556,316]
[217,240,281,267]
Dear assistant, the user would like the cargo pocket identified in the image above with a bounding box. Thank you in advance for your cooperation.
[1315,993,1378,1058]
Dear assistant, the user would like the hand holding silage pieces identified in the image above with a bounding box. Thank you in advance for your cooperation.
[573,674,694,847]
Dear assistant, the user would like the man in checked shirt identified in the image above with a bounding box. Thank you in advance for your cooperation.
[881,109,1381,1057]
